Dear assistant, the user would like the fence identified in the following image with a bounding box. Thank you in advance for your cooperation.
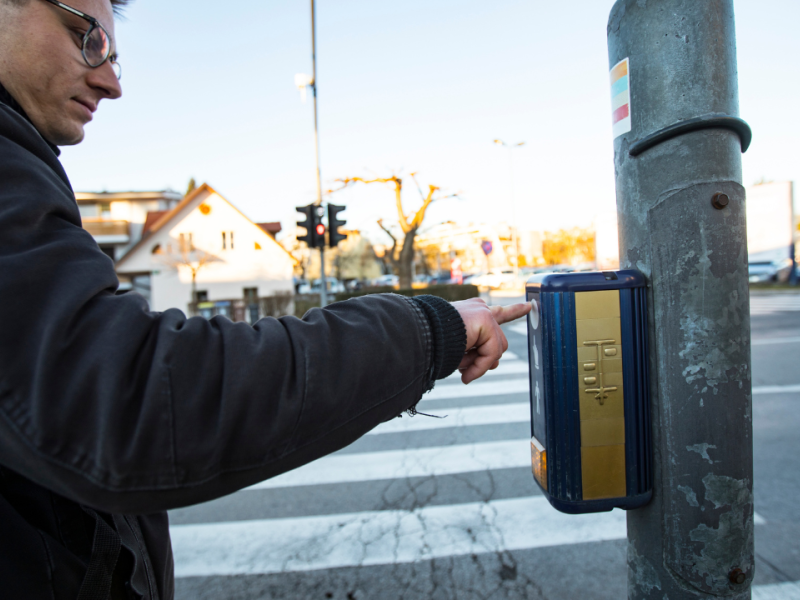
[188,292,294,324]
[295,284,480,318]
[188,286,479,321]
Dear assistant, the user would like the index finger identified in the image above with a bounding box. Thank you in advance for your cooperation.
[490,302,531,326]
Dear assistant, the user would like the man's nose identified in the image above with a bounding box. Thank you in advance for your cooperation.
[87,60,123,101]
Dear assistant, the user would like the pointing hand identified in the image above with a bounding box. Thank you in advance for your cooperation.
[452,298,531,384]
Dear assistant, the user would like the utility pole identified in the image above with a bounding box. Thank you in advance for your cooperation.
[607,1,754,598]
[494,139,524,275]
[310,0,328,307]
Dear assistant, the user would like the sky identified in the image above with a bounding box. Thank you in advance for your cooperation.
[59,0,800,243]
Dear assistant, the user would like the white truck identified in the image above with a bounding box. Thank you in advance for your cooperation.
[746,181,795,283]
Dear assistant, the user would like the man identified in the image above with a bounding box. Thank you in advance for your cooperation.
[0,0,530,598]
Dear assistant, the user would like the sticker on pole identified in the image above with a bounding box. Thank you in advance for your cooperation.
[610,58,631,139]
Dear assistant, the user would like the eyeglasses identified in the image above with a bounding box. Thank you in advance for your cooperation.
[44,0,121,80]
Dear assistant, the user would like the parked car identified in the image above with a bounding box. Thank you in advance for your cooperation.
[371,274,399,288]
[345,279,364,292]
[310,277,346,294]
[749,259,793,283]
[470,268,516,289]
[413,274,433,288]
[428,274,455,286]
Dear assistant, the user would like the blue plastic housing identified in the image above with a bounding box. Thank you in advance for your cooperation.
[526,270,652,514]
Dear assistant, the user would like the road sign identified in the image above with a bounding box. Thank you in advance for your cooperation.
[451,258,463,285]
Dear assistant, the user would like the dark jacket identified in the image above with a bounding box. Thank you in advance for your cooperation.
[0,87,466,599]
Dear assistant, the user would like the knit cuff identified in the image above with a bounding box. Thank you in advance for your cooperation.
[410,295,467,380]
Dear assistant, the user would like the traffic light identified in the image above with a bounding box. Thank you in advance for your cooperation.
[328,203,347,247]
[312,205,326,248]
[296,204,317,248]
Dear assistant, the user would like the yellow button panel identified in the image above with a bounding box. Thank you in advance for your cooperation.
[580,417,626,447]
[581,445,627,499]
[574,290,627,500]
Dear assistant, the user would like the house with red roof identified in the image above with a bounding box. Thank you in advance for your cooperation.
[114,183,296,317]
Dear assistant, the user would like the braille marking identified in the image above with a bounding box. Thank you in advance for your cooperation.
[582,339,618,405]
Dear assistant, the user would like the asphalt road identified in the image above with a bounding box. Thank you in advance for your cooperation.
[170,292,800,600]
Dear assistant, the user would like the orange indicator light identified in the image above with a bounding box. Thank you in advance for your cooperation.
[531,437,547,491]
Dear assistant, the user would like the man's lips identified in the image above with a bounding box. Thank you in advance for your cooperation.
[73,98,97,121]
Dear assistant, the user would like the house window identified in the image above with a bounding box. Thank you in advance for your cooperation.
[78,204,98,219]
[243,287,258,304]
[222,231,234,250]
[99,202,112,219]
[179,233,194,253]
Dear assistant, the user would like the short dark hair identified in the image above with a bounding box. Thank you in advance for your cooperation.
[4,0,132,15]
[109,0,132,15]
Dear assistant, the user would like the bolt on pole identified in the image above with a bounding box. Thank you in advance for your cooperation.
[310,0,328,307]
[607,1,754,598]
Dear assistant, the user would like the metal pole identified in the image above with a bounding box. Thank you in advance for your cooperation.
[790,183,797,286]
[607,1,754,598]
[507,147,519,276]
[311,0,328,307]
[494,140,525,275]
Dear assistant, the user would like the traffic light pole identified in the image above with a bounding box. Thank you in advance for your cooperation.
[310,0,327,307]
[607,1,754,598]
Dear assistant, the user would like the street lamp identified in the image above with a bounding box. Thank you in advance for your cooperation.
[494,139,525,276]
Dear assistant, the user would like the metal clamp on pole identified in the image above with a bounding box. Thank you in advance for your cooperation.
[628,112,753,157]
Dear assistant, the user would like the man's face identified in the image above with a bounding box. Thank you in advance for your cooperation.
[0,0,122,145]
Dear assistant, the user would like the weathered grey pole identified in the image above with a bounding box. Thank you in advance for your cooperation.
[310,0,328,307]
[607,1,754,598]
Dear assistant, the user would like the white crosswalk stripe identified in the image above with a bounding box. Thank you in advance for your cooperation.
[170,353,788,598]
[369,402,529,434]
[750,294,800,315]
[443,357,528,381]
[171,500,769,578]
[425,376,528,400]
[171,497,628,577]
[245,439,530,490]
[752,581,800,600]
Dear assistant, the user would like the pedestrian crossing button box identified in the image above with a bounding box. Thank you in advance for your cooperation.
[526,270,652,514]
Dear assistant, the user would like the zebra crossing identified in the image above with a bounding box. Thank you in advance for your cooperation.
[169,326,794,600]
[743,293,800,316]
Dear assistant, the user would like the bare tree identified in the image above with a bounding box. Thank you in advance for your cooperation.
[337,174,457,289]
[156,236,218,303]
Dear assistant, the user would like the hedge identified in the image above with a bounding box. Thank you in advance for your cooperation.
[294,284,480,317]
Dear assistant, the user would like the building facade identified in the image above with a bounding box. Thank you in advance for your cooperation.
[108,184,296,315]
[76,190,183,263]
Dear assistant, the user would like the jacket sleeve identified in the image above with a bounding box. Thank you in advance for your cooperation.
[0,140,440,514]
